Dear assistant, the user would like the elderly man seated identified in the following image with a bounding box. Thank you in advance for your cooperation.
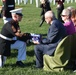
[33,10,67,68]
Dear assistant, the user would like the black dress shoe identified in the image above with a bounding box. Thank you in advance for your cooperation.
[16,61,25,67]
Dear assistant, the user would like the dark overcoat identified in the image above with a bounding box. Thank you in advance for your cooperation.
[2,0,15,18]
[40,1,51,16]
[37,19,67,55]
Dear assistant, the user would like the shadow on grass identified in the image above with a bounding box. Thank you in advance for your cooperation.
[40,33,47,36]
[10,50,18,57]
[27,50,34,56]
[10,50,34,58]
[4,61,35,68]
[10,48,34,58]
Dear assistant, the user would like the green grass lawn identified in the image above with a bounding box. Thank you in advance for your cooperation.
[0,1,76,75]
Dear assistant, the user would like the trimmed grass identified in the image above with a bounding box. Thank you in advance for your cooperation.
[0,1,76,75]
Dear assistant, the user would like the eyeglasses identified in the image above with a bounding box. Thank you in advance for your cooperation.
[61,15,66,17]
[45,17,49,19]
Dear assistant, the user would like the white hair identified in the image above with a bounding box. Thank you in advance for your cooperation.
[45,11,55,19]
[61,8,71,18]
[67,6,74,11]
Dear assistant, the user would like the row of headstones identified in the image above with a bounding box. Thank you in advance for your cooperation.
[14,0,76,7]
[1,0,76,7]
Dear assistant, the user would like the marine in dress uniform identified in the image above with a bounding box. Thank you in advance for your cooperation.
[0,8,31,67]
[2,0,15,24]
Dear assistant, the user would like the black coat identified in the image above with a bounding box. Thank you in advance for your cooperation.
[0,20,19,56]
[0,20,32,56]
[37,19,67,55]
[2,0,15,18]
[40,1,51,16]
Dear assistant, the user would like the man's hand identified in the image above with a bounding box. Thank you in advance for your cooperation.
[15,32,23,37]
[32,40,40,44]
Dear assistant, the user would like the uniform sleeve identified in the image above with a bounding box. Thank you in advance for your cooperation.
[3,0,7,10]
[40,4,44,8]
[2,0,8,16]
[5,23,15,36]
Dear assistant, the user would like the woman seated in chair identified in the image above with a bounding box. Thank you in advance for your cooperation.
[61,8,75,35]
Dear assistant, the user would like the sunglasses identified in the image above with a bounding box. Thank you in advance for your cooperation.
[61,15,66,17]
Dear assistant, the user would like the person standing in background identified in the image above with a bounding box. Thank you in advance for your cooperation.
[39,0,51,27]
[55,0,65,22]
[2,0,15,24]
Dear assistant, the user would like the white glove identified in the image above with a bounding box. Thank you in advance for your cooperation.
[57,4,60,8]
[3,16,6,20]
